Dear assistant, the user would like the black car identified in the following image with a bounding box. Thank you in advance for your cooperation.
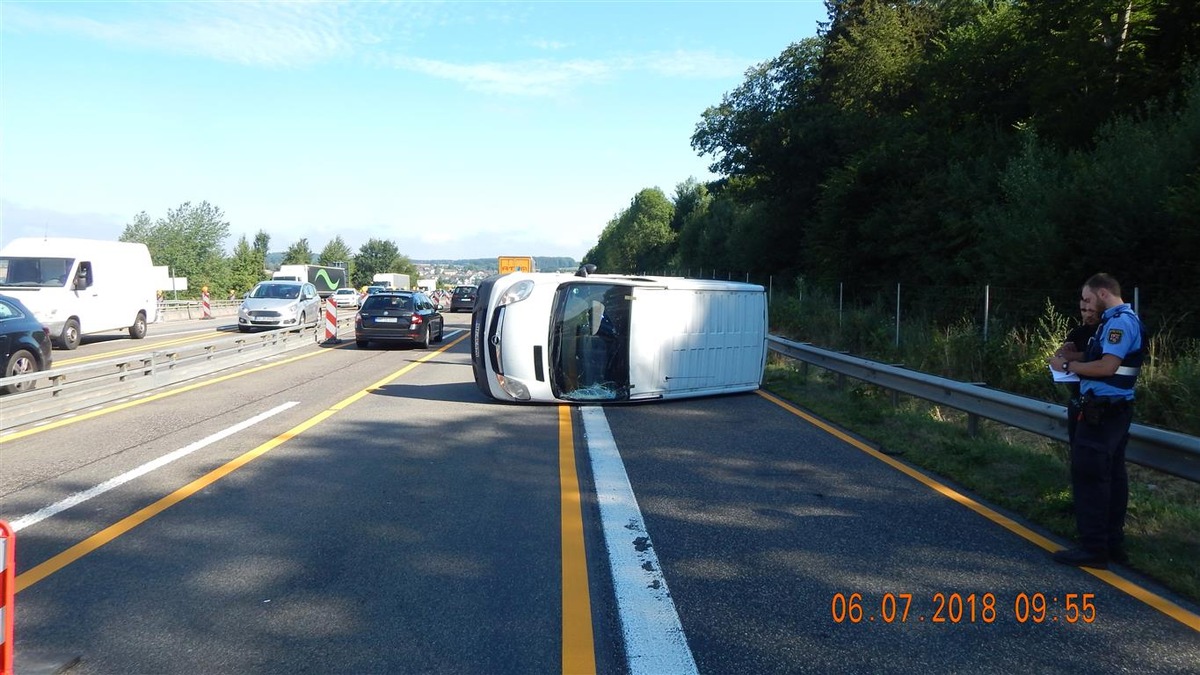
[355,291,444,348]
[0,293,53,394]
[450,285,477,313]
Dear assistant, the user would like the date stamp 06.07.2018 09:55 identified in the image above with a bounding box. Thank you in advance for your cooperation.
[830,592,1098,625]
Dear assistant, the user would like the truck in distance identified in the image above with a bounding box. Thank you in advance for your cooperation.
[272,264,348,297]
[371,273,410,290]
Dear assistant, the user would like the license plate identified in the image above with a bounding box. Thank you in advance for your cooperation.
[375,317,398,323]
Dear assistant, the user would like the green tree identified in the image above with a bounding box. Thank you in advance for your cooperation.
[319,236,355,282]
[353,238,417,288]
[120,201,231,296]
[228,235,263,295]
[253,230,271,262]
[282,238,315,265]
[588,188,675,273]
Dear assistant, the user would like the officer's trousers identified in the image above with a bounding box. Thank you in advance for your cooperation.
[1070,405,1132,552]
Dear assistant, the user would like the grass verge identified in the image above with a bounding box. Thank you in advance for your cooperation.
[763,357,1200,605]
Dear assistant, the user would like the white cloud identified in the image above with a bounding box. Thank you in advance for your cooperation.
[643,50,748,79]
[388,54,614,96]
[386,49,750,97]
[1,1,413,68]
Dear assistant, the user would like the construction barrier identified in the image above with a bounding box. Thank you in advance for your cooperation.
[1,521,14,675]
[324,298,339,343]
[201,289,212,320]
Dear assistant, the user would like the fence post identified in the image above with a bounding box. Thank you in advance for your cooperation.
[983,285,990,343]
[895,283,901,348]
[839,282,844,328]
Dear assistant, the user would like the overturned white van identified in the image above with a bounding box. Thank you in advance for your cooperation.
[471,269,767,403]
[0,237,159,349]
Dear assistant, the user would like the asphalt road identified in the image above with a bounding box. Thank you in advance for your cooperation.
[2,312,1198,674]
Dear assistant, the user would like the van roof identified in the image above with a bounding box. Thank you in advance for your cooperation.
[0,237,153,259]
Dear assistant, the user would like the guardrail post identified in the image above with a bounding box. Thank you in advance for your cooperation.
[2,521,15,675]
[967,413,980,438]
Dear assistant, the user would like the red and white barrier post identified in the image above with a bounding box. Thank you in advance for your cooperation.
[200,286,212,320]
[324,297,339,343]
[1,521,15,675]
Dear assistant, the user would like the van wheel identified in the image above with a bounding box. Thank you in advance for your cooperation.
[129,311,148,339]
[57,318,81,350]
[2,349,38,394]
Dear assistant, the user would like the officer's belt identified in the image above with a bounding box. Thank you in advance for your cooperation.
[1115,366,1140,376]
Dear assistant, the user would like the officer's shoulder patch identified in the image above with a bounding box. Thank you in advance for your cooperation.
[1107,329,1124,344]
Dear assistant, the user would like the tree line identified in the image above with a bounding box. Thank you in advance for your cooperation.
[585,0,1199,332]
[119,202,418,295]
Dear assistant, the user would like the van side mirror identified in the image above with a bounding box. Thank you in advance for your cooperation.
[74,262,93,290]
[576,263,597,278]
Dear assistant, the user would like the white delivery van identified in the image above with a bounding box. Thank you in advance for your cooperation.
[0,237,159,349]
[471,268,767,403]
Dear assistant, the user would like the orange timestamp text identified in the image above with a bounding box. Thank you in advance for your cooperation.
[830,592,1097,624]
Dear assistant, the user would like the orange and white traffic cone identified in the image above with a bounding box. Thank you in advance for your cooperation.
[201,287,212,320]
[324,298,339,343]
[1,521,15,675]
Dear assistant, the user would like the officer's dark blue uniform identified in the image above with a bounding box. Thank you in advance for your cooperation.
[1070,302,1144,562]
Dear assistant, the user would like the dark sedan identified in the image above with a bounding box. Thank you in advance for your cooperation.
[1,293,53,394]
[450,285,477,313]
[355,291,444,348]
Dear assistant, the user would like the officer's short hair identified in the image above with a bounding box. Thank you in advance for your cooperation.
[1085,273,1121,297]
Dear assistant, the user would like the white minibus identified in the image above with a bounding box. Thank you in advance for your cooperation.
[0,237,159,349]
[471,268,767,403]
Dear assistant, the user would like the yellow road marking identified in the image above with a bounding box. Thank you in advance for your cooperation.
[3,344,328,443]
[560,405,596,674]
[15,333,468,592]
[756,389,1200,633]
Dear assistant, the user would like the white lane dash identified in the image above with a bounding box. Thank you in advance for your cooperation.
[9,401,299,532]
[582,405,699,675]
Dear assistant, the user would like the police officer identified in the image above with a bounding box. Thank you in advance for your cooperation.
[1050,273,1144,568]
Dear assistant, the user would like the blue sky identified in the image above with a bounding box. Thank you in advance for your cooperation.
[2,1,827,261]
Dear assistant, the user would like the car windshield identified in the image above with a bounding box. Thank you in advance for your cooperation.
[364,295,413,311]
[454,287,474,296]
[251,284,300,300]
[0,256,75,287]
[549,283,632,401]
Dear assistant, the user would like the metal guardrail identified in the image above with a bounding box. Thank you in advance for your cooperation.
[5,329,1195,482]
[767,335,1200,483]
[0,320,350,432]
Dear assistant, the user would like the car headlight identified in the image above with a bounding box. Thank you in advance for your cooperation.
[496,374,531,400]
[497,280,534,307]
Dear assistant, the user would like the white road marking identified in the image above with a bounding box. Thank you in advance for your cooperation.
[582,406,698,675]
[9,402,299,532]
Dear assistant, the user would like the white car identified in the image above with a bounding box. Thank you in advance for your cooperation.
[471,268,767,403]
[332,287,360,308]
[237,281,322,332]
